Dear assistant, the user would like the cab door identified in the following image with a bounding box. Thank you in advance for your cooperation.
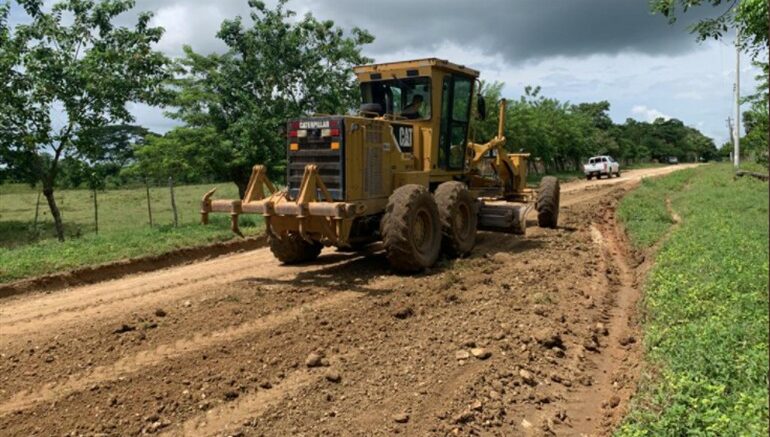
[438,74,473,171]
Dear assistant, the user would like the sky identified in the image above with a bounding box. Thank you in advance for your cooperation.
[8,0,765,145]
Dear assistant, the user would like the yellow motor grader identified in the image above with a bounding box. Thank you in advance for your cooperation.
[201,58,559,272]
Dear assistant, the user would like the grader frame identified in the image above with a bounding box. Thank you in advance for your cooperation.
[201,58,559,272]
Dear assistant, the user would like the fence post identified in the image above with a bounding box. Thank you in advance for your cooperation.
[92,187,99,235]
[168,176,178,228]
[33,190,41,234]
[145,177,153,228]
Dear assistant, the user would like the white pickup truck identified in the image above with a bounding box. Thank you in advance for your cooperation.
[583,155,620,179]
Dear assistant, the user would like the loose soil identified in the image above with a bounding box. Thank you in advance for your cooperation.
[0,165,696,436]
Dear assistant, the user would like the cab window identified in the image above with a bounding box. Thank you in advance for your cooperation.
[438,74,473,170]
[360,77,431,120]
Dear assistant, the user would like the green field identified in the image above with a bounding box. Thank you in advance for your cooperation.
[617,164,769,435]
[0,182,263,282]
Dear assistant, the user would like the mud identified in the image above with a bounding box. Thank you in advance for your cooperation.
[0,165,693,436]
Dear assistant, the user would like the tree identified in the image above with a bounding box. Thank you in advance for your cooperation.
[650,0,768,59]
[469,80,504,143]
[161,0,373,196]
[575,101,613,130]
[741,61,769,166]
[126,127,224,184]
[0,0,170,240]
[40,124,150,189]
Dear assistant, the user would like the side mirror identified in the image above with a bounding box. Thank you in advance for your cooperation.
[476,94,486,120]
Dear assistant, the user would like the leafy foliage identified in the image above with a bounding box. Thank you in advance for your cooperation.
[650,0,769,59]
[0,0,170,240]
[133,0,374,195]
[471,84,717,174]
[741,61,769,168]
[617,164,769,436]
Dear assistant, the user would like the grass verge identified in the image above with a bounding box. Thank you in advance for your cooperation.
[0,215,262,283]
[0,182,246,246]
[616,167,695,249]
[616,164,769,435]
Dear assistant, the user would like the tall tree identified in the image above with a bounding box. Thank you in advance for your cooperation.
[650,0,768,59]
[741,61,769,166]
[0,0,170,240]
[161,0,374,196]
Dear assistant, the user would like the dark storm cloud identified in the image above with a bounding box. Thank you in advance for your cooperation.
[12,0,718,62]
[309,0,718,63]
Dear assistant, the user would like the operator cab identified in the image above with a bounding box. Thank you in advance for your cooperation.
[354,58,479,177]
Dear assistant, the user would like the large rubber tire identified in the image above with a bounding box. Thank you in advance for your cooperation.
[434,181,477,257]
[536,176,560,228]
[381,184,442,272]
[269,233,322,264]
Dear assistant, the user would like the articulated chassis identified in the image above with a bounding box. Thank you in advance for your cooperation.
[200,100,555,248]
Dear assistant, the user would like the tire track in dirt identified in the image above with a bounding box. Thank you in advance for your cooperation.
[560,197,643,436]
[0,249,366,343]
[0,292,360,415]
[162,368,319,437]
[0,165,695,436]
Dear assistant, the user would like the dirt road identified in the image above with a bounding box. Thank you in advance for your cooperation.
[0,165,694,436]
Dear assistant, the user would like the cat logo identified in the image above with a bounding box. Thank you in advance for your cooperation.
[299,120,330,129]
[393,124,413,152]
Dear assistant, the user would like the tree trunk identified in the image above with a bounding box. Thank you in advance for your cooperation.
[43,186,65,241]
[33,191,42,234]
[235,179,248,200]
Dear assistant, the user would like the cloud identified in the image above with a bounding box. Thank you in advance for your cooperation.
[148,3,230,56]
[5,0,757,146]
[631,105,672,122]
[305,0,720,64]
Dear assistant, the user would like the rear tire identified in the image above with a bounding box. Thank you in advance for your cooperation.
[269,233,322,264]
[537,176,560,228]
[435,181,477,257]
[381,184,442,272]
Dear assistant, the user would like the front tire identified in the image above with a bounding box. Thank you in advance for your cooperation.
[381,184,442,272]
[269,233,322,264]
[435,181,477,257]
[537,176,560,228]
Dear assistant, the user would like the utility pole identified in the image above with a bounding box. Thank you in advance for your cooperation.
[727,117,734,162]
[733,30,741,168]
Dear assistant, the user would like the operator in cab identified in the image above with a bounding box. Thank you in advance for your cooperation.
[401,94,424,119]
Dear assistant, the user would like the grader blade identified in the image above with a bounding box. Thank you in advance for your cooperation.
[477,201,532,235]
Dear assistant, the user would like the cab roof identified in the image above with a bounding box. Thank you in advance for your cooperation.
[353,58,480,78]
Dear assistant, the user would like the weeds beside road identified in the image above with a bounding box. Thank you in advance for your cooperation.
[0,183,262,283]
[617,164,769,435]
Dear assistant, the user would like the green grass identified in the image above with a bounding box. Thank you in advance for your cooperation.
[739,161,770,174]
[616,168,695,249]
[0,182,263,282]
[616,164,769,436]
[0,182,251,246]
